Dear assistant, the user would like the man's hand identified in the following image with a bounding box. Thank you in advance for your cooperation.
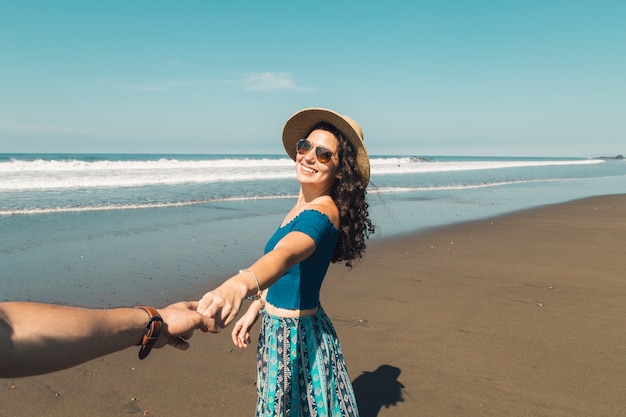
[156,301,214,350]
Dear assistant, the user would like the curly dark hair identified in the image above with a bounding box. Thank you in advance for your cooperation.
[308,122,376,267]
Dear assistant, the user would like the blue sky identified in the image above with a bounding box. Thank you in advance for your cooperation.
[1,1,624,157]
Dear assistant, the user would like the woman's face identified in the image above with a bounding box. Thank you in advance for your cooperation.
[295,129,340,191]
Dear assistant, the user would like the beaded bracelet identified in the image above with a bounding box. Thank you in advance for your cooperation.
[135,306,163,360]
[240,269,264,307]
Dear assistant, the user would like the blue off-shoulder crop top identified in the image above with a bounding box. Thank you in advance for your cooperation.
[265,209,340,310]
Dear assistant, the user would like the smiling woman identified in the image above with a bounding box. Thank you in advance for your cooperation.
[196,107,375,417]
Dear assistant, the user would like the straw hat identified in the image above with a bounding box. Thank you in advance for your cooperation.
[282,107,370,186]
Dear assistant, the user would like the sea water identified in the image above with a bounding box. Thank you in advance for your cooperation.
[1,153,625,306]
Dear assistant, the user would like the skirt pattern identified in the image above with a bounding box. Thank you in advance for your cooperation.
[256,307,359,417]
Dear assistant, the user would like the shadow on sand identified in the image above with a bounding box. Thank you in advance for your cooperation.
[352,364,405,417]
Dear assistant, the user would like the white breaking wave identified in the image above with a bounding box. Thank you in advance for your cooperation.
[0,194,298,217]
[370,157,603,175]
[0,157,296,191]
[0,177,589,217]
[0,157,294,172]
[370,177,585,194]
[0,156,603,192]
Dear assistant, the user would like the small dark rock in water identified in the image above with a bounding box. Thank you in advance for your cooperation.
[594,154,623,160]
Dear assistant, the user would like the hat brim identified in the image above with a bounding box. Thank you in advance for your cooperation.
[282,108,370,185]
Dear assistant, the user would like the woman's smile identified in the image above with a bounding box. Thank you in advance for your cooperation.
[300,164,318,174]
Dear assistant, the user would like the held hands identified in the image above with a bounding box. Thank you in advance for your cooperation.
[155,301,214,350]
[196,277,249,333]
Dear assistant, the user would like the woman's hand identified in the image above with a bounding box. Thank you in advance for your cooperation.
[197,277,249,332]
[231,303,262,348]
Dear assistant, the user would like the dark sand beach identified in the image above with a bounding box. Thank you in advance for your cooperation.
[2,194,625,417]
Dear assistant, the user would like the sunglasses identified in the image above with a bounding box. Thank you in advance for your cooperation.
[296,139,337,164]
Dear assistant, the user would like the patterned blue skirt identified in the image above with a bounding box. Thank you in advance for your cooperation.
[256,307,360,417]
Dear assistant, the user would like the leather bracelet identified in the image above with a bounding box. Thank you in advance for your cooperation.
[135,306,162,360]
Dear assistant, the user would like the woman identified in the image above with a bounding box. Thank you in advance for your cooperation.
[198,108,375,416]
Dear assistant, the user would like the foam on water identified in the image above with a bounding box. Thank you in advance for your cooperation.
[0,157,295,191]
[0,154,605,192]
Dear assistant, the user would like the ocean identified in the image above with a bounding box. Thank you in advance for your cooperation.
[1,153,625,307]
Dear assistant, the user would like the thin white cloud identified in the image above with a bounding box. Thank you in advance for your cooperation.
[242,72,313,92]
[125,80,191,92]
[169,60,185,67]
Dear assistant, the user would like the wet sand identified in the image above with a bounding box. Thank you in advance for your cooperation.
[2,195,625,417]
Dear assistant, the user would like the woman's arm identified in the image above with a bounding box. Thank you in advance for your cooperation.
[197,231,315,331]
[0,300,212,378]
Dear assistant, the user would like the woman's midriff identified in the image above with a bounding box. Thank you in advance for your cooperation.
[264,301,318,318]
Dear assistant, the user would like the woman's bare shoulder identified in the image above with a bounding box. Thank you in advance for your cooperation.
[308,199,339,229]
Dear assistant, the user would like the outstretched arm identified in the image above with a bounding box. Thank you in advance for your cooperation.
[0,300,212,378]
[197,231,316,332]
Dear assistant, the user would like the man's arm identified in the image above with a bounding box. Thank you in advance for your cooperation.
[0,301,210,378]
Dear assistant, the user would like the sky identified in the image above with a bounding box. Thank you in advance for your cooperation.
[1,1,625,157]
